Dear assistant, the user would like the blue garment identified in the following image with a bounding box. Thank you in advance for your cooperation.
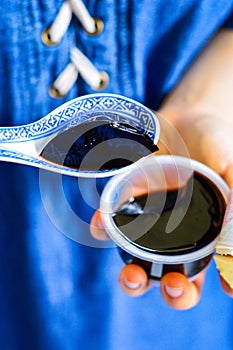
[0,1,233,349]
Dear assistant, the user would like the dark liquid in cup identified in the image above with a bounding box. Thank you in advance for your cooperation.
[113,172,226,255]
[40,120,158,171]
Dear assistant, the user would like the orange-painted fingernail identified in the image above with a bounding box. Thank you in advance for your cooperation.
[94,210,104,228]
[164,286,184,298]
[123,279,142,290]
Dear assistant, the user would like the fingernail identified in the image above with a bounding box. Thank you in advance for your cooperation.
[95,210,104,229]
[123,279,142,290]
[165,285,184,298]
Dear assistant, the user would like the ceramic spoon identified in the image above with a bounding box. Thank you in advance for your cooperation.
[0,93,159,178]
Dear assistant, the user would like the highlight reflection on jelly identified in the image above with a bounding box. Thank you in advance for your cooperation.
[40,119,158,171]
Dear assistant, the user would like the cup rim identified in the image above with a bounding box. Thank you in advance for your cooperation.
[100,155,230,264]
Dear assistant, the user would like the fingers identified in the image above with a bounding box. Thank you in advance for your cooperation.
[90,210,110,240]
[118,264,151,297]
[160,270,206,310]
[118,264,205,309]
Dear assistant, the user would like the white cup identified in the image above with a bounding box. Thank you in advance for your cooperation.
[100,155,229,281]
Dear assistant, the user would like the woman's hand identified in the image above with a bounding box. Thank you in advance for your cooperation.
[90,110,233,309]
[90,29,233,309]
